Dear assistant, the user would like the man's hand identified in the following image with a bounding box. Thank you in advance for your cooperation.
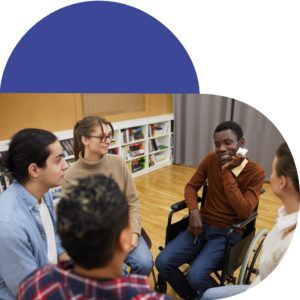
[58,251,71,262]
[129,233,139,251]
[188,209,203,236]
[221,155,244,173]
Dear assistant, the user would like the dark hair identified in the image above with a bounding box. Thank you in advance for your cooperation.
[275,142,299,192]
[214,121,243,140]
[0,128,57,184]
[57,174,129,269]
[73,115,114,160]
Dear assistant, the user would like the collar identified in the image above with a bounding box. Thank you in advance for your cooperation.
[79,152,105,169]
[277,206,299,231]
[231,158,248,177]
[14,182,51,212]
[14,182,40,211]
[53,264,150,287]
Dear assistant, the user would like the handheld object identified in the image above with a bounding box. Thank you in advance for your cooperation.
[236,147,248,157]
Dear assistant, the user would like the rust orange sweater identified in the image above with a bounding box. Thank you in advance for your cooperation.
[185,152,265,228]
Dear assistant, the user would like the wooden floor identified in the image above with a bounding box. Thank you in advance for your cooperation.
[134,164,281,299]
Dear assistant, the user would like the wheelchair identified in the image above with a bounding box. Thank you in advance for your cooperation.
[141,227,158,285]
[155,183,268,293]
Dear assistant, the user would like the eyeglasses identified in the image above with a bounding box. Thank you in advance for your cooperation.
[88,133,113,143]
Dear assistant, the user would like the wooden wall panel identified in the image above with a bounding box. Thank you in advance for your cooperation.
[82,94,145,115]
[0,93,173,140]
[0,94,82,140]
[96,94,173,122]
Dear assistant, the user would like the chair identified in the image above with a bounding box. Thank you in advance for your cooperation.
[141,228,158,286]
[155,183,268,293]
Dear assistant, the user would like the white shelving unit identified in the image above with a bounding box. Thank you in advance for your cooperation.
[0,114,174,182]
[108,114,174,177]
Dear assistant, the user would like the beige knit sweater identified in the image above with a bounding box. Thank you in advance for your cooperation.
[62,153,141,235]
[251,206,298,286]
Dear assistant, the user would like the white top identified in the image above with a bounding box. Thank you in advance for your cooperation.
[251,206,298,286]
[38,198,57,264]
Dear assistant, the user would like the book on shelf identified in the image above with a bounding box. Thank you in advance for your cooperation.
[149,151,168,167]
[149,122,169,137]
[122,126,144,144]
[154,152,167,162]
[110,137,117,147]
[0,151,12,193]
[149,154,156,167]
[171,119,174,133]
[128,127,144,141]
[108,148,119,155]
[129,143,144,158]
[157,145,168,150]
[121,146,130,161]
[126,161,132,172]
[60,139,74,157]
[131,157,145,173]
[121,129,130,144]
[0,172,13,193]
[149,139,158,152]
[149,139,168,153]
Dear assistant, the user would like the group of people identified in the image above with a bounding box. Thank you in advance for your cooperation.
[0,116,298,300]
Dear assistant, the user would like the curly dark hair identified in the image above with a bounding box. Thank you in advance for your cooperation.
[214,121,243,140]
[57,174,129,269]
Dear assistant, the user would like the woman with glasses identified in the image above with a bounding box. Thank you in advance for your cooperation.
[62,115,153,277]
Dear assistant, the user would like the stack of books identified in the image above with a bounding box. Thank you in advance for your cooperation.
[60,139,74,158]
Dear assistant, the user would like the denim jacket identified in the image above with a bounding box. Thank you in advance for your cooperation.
[0,182,64,299]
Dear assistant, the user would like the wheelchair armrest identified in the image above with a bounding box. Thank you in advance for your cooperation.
[170,197,203,212]
[170,200,187,212]
[231,211,258,230]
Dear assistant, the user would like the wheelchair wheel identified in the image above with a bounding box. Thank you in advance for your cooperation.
[237,228,268,285]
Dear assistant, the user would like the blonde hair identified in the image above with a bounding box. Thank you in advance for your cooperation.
[275,143,299,238]
[275,142,299,192]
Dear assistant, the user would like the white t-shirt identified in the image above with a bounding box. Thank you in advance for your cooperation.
[38,198,57,264]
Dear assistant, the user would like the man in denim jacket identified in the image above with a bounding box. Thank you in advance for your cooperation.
[0,128,69,299]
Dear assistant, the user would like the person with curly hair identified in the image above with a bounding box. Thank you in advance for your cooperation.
[17,174,171,300]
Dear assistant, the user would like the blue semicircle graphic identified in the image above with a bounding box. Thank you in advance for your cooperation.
[0,1,199,93]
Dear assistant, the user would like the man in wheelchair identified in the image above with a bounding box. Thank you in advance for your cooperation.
[155,121,265,299]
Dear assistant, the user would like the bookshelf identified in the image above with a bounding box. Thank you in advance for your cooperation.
[0,114,174,193]
[79,114,173,176]
[115,114,174,176]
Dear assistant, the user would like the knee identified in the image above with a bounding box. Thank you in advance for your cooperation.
[155,251,171,274]
[139,254,154,276]
[130,247,153,276]
[200,288,217,300]
[187,266,207,291]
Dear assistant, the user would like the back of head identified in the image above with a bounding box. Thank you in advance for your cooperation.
[0,128,57,184]
[57,174,129,269]
[214,121,243,140]
[73,115,114,159]
[276,142,299,193]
